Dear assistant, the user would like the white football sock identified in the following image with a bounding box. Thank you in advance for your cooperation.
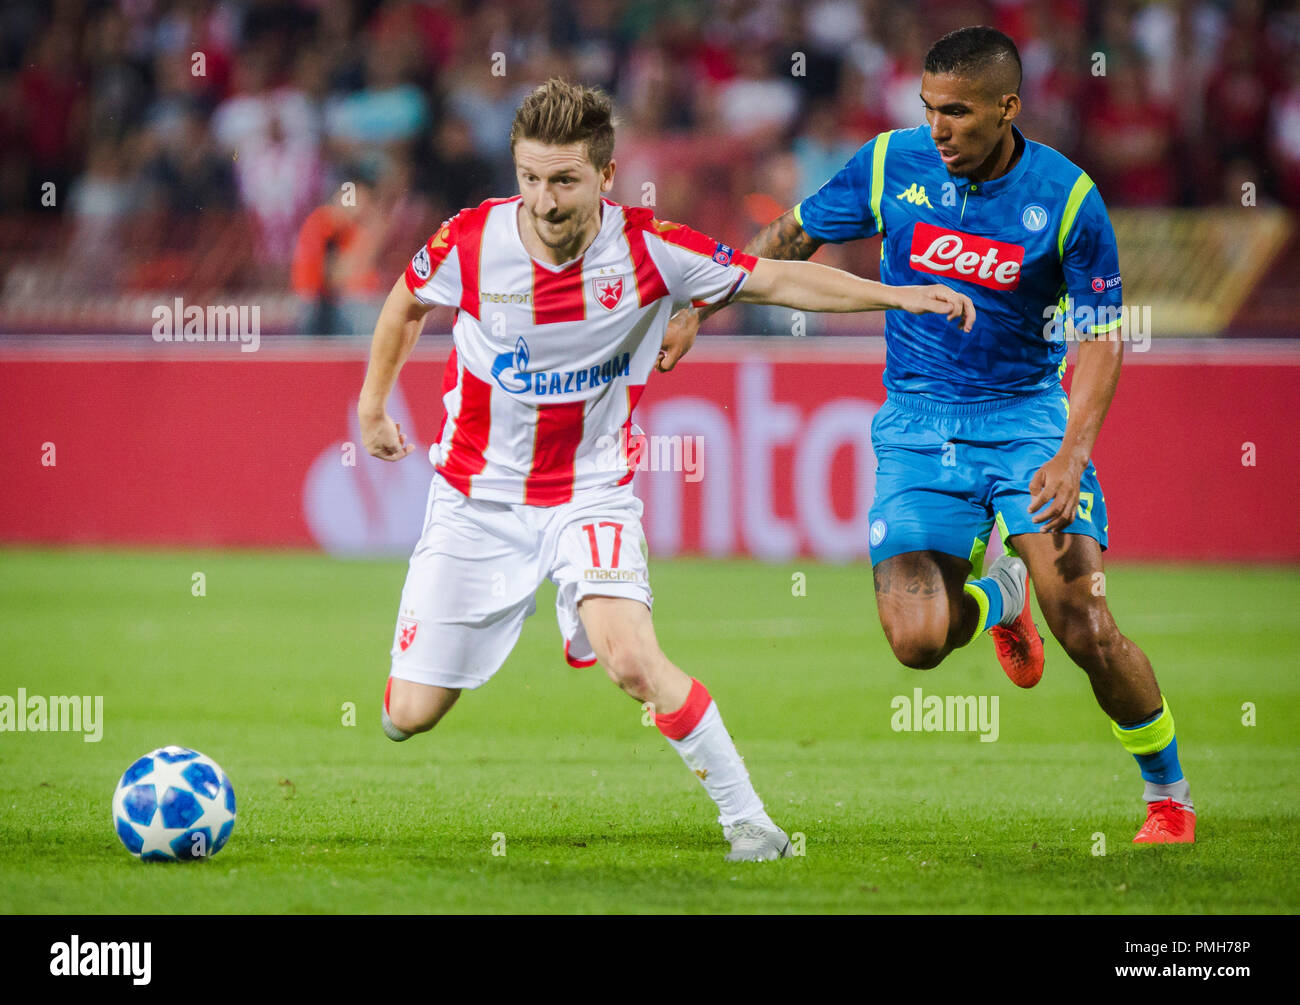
[663,700,773,830]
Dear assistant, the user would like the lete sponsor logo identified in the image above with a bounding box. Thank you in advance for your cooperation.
[908,222,1024,290]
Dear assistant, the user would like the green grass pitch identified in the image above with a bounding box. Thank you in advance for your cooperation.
[1,548,1296,914]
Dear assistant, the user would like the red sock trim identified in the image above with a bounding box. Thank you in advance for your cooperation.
[655,678,712,740]
[384,676,393,714]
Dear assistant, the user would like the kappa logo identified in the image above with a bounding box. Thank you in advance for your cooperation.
[593,275,624,310]
[896,183,934,209]
[398,617,418,652]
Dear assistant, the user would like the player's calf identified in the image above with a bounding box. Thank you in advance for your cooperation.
[579,596,790,861]
[382,677,460,740]
[1014,534,1194,842]
[1038,596,1160,719]
[580,596,691,710]
[598,637,679,706]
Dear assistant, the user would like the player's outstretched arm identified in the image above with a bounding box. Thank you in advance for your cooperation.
[358,276,433,462]
[735,258,975,330]
[657,209,821,372]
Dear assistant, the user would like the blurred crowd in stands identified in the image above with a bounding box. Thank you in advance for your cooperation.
[1,0,1297,331]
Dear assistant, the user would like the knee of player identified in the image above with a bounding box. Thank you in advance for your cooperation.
[887,630,950,670]
[599,638,662,695]
[1053,609,1124,671]
[882,619,950,670]
[384,693,436,736]
[894,643,949,671]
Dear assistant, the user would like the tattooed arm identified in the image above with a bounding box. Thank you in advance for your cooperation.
[656,210,824,372]
[732,211,824,277]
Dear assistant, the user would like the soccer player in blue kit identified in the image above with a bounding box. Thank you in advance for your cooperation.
[665,26,1194,843]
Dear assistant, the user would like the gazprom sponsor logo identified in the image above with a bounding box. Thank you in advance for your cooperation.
[492,336,532,392]
[491,336,631,396]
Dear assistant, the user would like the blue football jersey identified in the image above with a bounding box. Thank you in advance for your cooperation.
[795,125,1123,402]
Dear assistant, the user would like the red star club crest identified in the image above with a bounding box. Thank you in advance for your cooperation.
[593,275,624,311]
[398,617,418,652]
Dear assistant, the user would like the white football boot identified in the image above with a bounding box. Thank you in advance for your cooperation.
[724,821,793,862]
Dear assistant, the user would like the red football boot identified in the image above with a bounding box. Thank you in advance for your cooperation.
[989,569,1045,689]
[1133,798,1196,844]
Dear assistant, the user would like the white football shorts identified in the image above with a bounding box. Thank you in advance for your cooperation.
[388,472,653,690]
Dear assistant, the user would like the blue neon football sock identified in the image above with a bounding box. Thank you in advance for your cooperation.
[965,576,1004,632]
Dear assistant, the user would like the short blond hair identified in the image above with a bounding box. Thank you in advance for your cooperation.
[509,78,615,168]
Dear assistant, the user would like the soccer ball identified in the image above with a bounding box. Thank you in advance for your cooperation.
[112,746,236,862]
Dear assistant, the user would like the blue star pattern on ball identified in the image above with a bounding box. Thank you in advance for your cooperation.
[111,746,236,862]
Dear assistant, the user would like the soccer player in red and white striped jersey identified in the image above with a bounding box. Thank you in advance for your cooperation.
[360,79,973,861]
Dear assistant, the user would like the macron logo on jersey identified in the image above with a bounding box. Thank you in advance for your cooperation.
[908,222,1025,291]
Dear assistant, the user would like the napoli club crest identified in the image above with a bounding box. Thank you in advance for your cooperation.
[593,275,624,311]
[398,617,419,652]
[1021,204,1049,232]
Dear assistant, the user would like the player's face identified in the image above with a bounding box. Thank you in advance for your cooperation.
[921,72,1016,177]
[514,139,615,252]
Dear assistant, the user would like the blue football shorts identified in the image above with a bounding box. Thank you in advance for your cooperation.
[867,386,1108,571]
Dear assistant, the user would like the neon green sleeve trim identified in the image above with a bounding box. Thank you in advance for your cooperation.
[1090,317,1123,335]
[869,130,894,236]
[1111,699,1175,755]
[1057,172,1095,260]
[792,202,804,227]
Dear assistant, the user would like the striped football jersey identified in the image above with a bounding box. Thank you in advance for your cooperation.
[403,196,755,505]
